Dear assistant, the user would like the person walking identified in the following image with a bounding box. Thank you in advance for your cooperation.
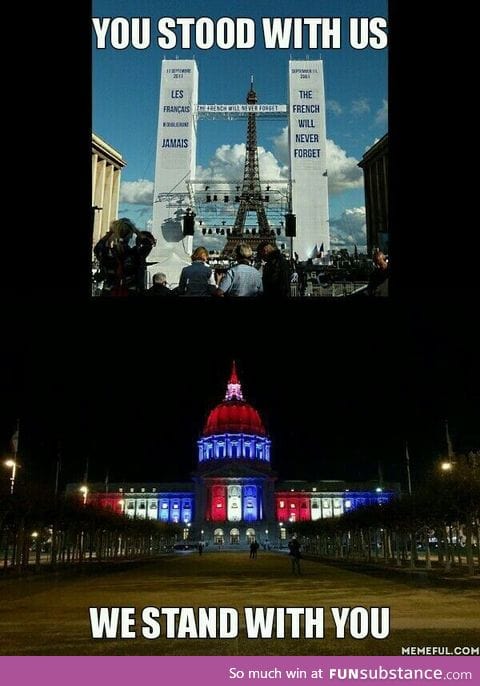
[288,535,302,575]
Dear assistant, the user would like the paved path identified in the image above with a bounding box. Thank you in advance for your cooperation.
[0,552,479,655]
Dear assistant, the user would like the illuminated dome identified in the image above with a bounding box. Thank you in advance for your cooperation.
[203,363,266,437]
[198,362,271,466]
[203,403,266,437]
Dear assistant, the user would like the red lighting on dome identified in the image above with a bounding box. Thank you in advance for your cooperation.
[203,401,266,436]
[203,363,267,437]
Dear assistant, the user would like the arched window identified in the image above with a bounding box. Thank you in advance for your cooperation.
[214,528,224,545]
[246,528,256,544]
[230,528,240,544]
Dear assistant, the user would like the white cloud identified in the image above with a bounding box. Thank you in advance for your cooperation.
[327,99,343,115]
[273,128,363,194]
[192,232,225,252]
[330,207,367,250]
[375,99,388,127]
[351,98,370,116]
[196,143,288,185]
[325,139,363,194]
[119,179,154,205]
[272,127,289,166]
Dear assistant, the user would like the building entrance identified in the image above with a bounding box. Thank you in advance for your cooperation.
[214,528,224,545]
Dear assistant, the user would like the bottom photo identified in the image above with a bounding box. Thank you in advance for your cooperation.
[0,307,479,670]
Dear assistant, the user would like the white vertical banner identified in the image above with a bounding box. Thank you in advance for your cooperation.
[150,60,199,285]
[288,60,330,260]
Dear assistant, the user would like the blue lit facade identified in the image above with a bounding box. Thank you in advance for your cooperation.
[197,433,271,464]
[71,364,400,545]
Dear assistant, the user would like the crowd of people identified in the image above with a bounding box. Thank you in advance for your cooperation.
[93,218,388,298]
[93,218,293,298]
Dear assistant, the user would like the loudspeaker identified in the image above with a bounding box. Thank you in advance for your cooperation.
[183,213,195,236]
[285,213,296,237]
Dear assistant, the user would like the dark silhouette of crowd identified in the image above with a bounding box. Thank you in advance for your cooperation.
[93,223,294,298]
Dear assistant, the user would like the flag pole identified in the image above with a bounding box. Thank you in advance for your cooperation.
[8,419,20,495]
[405,441,412,496]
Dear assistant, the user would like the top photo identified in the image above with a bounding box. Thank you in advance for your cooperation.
[92,0,388,298]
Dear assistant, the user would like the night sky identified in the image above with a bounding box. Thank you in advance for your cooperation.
[1,298,478,497]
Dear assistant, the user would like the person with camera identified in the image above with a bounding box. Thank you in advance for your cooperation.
[93,218,155,296]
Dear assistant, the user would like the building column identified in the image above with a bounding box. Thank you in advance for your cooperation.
[93,159,107,246]
[111,168,121,222]
[92,153,98,205]
[102,163,114,236]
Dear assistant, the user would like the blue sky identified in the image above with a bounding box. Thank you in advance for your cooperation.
[92,0,387,250]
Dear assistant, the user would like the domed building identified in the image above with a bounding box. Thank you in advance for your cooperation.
[193,362,276,546]
[71,363,399,548]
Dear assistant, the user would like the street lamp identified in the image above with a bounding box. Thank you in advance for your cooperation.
[79,485,89,505]
[440,461,455,472]
[4,459,18,495]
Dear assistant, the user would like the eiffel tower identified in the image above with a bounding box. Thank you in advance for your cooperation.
[221,77,275,258]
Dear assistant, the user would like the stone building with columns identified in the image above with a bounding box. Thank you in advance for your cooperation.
[91,133,126,249]
[70,363,398,548]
